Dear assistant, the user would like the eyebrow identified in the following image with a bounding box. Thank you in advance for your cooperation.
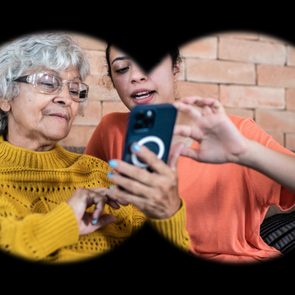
[111,56,129,65]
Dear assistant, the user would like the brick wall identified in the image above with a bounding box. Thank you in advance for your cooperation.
[60,32,295,151]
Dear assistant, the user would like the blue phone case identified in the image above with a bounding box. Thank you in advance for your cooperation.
[122,103,177,168]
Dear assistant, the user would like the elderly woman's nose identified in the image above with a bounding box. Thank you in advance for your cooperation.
[55,84,73,104]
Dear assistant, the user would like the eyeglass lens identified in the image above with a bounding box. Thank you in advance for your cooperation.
[36,73,88,100]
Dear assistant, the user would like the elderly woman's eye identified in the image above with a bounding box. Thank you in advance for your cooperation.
[69,89,79,96]
[39,81,55,88]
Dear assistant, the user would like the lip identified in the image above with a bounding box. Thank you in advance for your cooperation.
[130,89,156,105]
[47,112,70,121]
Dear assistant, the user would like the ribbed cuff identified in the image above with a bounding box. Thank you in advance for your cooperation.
[148,201,190,251]
[33,202,79,256]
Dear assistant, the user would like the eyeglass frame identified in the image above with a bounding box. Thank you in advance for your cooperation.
[12,71,89,103]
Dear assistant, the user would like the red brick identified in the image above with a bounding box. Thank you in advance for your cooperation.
[186,59,255,84]
[287,46,295,66]
[219,38,285,65]
[259,34,286,44]
[220,85,285,109]
[265,130,284,146]
[225,108,254,119]
[73,100,101,126]
[218,32,259,40]
[286,133,295,151]
[257,65,295,88]
[84,50,106,75]
[85,75,120,102]
[177,63,185,80]
[256,110,295,132]
[286,89,295,110]
[71,33,106,50]
[176,81,218,99]
[180,37,217,59]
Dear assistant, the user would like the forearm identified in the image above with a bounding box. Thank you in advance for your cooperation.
[235,139,295,192]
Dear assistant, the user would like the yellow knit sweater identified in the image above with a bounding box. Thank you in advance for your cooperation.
[0,137,190,263]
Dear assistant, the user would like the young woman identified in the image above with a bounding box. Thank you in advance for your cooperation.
[85,44,295,263]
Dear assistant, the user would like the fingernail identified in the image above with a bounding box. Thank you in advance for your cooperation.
[131,143,140,152]
[91,219,97,225]
[107,172,113,178]
[108,160,117,168]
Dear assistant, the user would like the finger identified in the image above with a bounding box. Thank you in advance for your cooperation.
[85,190,107,207]
[90,197,106,222]
[210,99,225,114]
[168,141,184,170]
[109,145,171,180]
[92,214,116,228]
[179,147,201,161]
[90,186,127,207]
[90,200,106,225]
[107,170,154,197]
[202,105,213,116]
[87,187,108,196]
[106,198,121,209]
[107,187,149,212]
[178,96,218,107]
[108,185,129,205]
[174,101,202,119]
[174,125,204,141]
[128,143,173,176]
[84,212,94,226]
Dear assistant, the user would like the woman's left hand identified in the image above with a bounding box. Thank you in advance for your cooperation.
[106,144,181,219]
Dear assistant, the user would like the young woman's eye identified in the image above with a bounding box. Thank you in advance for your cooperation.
[115,66,129,74]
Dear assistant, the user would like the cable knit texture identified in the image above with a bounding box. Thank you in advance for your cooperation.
[0,136,190,263]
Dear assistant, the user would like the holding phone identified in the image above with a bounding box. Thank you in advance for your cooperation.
[122,103,177,169]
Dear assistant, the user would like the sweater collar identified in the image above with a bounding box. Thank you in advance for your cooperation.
[0,136,80,169]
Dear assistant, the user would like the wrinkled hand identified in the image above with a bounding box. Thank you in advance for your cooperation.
[173,96,248,163]
[107,144,181,219]
[67,188,117,235]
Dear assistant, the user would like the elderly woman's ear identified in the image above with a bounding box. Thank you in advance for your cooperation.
[0,99,10,112]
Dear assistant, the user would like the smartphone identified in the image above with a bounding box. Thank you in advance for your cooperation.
[122,103,177,169]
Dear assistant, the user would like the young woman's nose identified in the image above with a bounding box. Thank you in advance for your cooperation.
[131,65,147,83]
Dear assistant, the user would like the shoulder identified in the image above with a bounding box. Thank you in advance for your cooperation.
[73,153,110,173]
[229,115,269,139]
[229,115,291,152]
[229,115,255,129]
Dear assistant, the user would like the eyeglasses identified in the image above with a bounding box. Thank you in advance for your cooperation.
[13,72,89,103]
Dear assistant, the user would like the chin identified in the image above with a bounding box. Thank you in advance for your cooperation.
[46,132,69,142]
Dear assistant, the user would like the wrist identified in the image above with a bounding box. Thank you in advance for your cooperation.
[232,139,259,166]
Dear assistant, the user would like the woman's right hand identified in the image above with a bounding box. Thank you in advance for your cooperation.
[173,96,249,164]
[67,188,117,236]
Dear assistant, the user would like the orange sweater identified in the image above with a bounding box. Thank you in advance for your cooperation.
[0,136,190,263]
[85,112,295,263]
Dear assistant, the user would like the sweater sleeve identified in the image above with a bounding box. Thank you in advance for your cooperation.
[0,197,79,260]
[131,201,191,252]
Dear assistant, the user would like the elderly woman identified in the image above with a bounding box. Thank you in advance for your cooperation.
[0,33,189,263]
